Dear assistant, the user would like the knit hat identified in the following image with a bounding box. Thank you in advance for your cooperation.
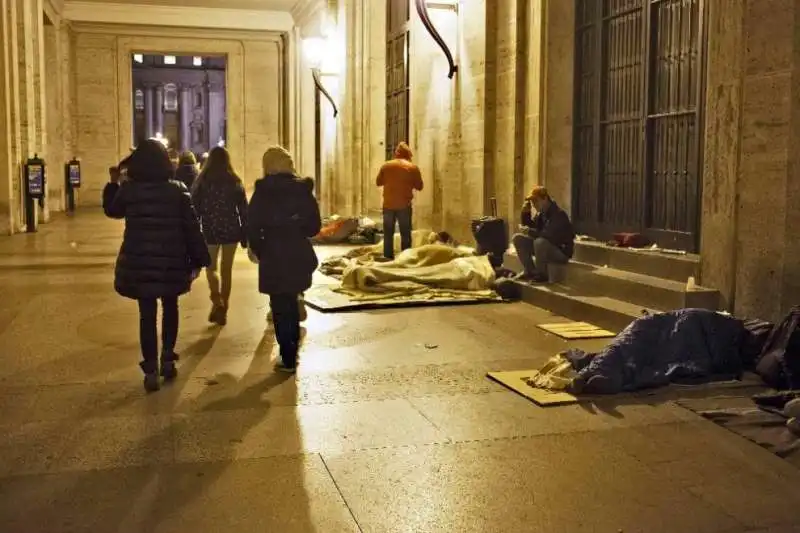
[262,145,295,175]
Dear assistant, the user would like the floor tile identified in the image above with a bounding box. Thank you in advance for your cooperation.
[323,436,742,533]
[0,456,360,533]
[174,398,446,462]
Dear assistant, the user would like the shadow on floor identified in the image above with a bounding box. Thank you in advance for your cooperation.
[0,331,317,532]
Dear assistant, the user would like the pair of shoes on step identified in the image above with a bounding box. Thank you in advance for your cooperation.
[142,353,180,392]
[514,271,548,283]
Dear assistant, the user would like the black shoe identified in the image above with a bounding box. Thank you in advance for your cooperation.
[209,305,227,326]
[160,360,178,382]
[160,352,179,381]
[274,359,297,374]
[143,373,160,392]
[529,273,549,283]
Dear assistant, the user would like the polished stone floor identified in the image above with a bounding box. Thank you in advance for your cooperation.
[0,210,798,533]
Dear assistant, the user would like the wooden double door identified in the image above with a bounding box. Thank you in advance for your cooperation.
[573,0,705,251]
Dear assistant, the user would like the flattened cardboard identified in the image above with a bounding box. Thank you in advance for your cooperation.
[487,370,579,406]
[538,321,616,339]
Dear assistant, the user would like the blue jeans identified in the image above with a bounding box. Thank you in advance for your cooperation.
[383,207,412,259]
[512,234,568,278]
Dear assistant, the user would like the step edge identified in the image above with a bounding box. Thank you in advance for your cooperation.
[574,239,700,264]
[567,261,718,294]
[516,281,660,316]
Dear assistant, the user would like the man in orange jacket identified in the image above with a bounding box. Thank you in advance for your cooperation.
[376,142,424,259]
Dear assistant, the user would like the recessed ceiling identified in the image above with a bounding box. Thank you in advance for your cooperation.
[67,0,299,11]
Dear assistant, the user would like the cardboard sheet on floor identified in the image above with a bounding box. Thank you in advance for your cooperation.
[538,321,616,339]
[304,284,503,312]
[487,370,579,407]
[678,396,800,469]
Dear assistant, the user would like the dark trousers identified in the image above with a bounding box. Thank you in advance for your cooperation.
[270,293,301,367]
[137,297,179,374]
[383,206,412,259]
[511,234,569,277]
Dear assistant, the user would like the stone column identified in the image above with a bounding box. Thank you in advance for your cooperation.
[700,0,800,320]
[0,0,22,234]
[208,82,225,147]
[144,84,155,139]
[44,18,63,213]
[203,79,211,150]
[34,0,50,223]
[16,0,38,231]
[179,84,191,152]
[154,84,165,137]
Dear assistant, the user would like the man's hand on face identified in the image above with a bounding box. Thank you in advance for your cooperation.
[522,199,532,212]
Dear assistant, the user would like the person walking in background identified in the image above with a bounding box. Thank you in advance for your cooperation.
[191,146,248,326]
[103,140,211,392]
[376,142,423,260]
[248,146,321,374]
[175,151,199,190]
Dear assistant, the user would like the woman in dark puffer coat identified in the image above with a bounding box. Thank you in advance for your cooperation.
[103,139,211,392]
[248,146,321,374]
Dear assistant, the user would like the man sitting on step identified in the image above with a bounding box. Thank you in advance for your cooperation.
[511,186,575,283]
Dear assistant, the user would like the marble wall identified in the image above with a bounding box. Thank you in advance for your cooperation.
[701,0,800,320]
[310,0,552,242]
[0,0,71,234]
[70,24,284,203]
[309,0,800,320]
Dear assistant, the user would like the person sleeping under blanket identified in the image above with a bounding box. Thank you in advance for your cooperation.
[337,243,497,297]
[526,309,751,395]
[345,229,442,260]
[320,230,463,277]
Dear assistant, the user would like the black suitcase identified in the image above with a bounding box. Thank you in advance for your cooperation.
[471,198,507,267]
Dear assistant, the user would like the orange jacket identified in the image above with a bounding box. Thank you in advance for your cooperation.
[376,144,423,210]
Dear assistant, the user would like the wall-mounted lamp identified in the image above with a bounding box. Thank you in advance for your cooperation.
[415,0,459,79]
[303,36,339,118]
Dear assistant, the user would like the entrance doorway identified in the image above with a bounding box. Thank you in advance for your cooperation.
[572,0,705,251]
[131,54,227,162]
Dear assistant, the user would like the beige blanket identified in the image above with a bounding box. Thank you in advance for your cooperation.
[319,229,442,277]
[333,242,496,302]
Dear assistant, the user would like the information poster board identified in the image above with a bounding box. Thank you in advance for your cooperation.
[27,164,44,197]
[68,163,81,187]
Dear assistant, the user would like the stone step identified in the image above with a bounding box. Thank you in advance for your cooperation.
[561,260,719,312]
[515,282,649,332]
[573,240,700,283]
[503,250,720,331]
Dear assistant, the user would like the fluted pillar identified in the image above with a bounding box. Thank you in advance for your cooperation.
[154,84,164,137]
[179,84,191,152]
[144,84,155,139]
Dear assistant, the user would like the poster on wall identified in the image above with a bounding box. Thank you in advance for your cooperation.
[68,163,81,187]
[27,164,43,197]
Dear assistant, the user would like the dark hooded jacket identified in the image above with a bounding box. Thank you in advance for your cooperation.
[175,164,198,190]
[103,180,211,300]
[247,174,321,295]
